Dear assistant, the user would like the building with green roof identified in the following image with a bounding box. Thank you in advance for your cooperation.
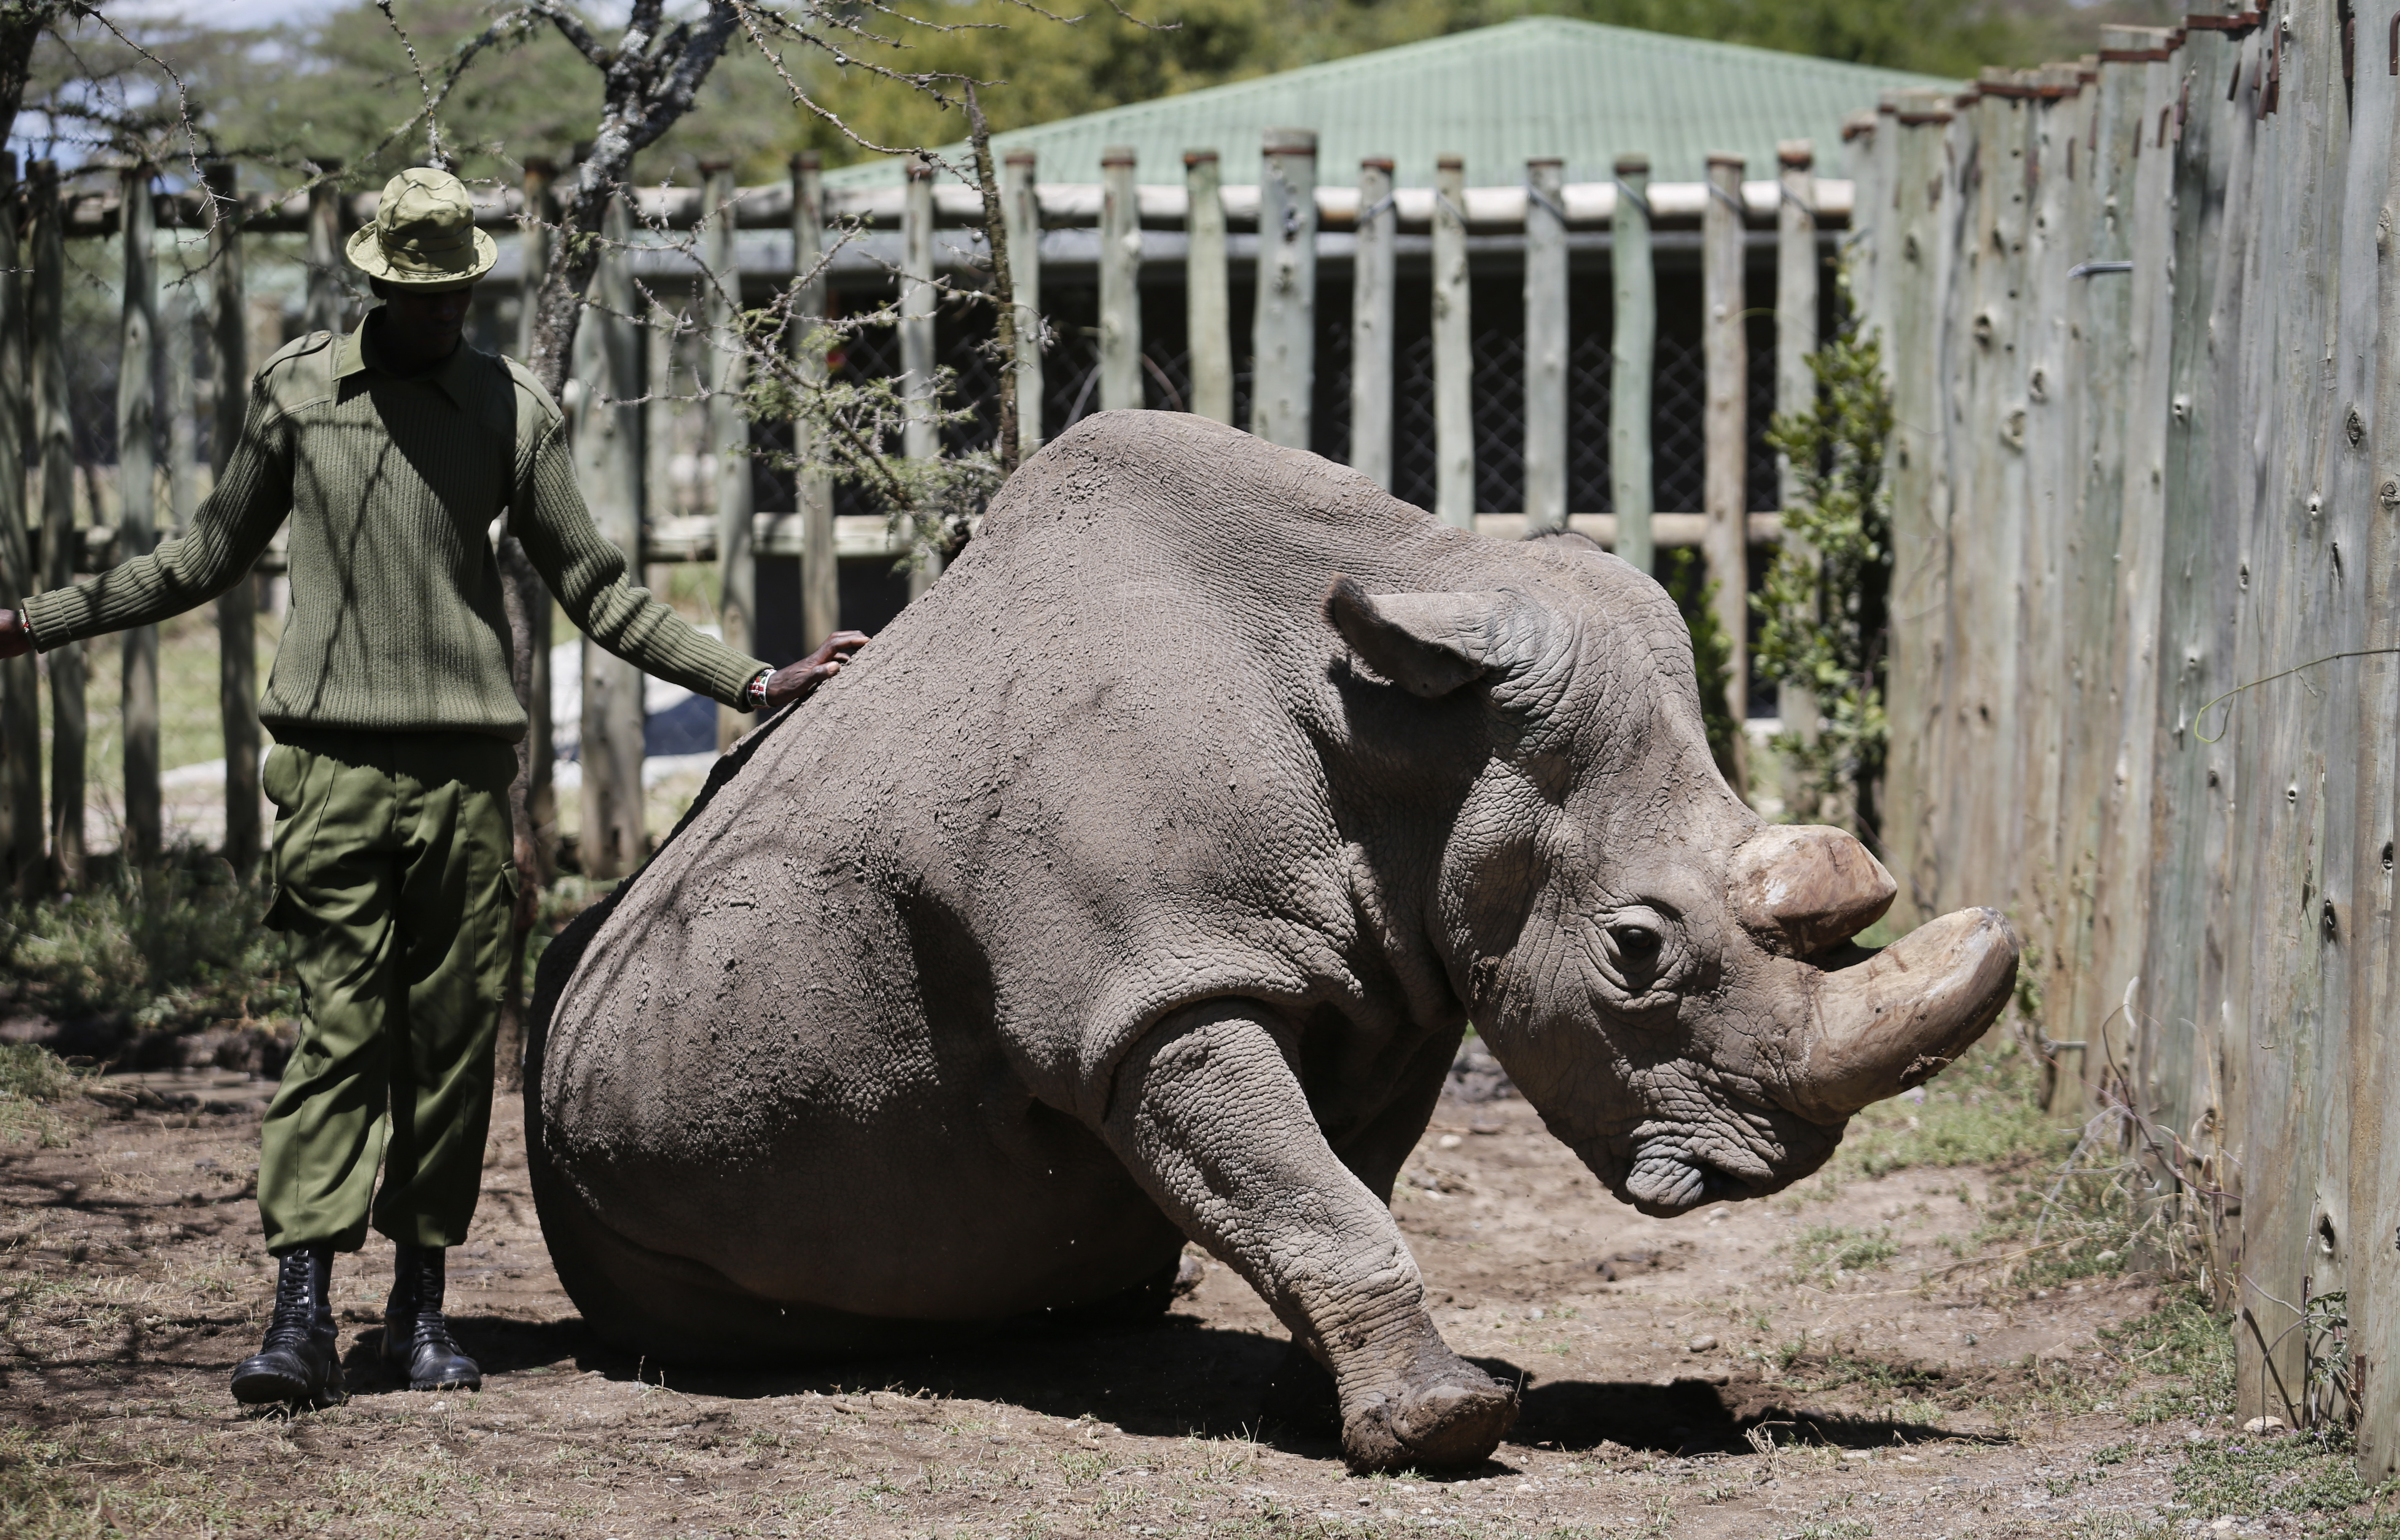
[825,16,1951,189]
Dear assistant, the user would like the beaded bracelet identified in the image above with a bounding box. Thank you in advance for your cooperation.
[744,668,773,711]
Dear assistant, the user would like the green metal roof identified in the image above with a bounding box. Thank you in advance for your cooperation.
[826,16,1953,190]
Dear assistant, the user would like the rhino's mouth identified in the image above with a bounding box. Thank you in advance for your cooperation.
[1619,1138,1771,1217]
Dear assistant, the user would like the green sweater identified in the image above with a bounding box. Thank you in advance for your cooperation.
[26,316,768,742]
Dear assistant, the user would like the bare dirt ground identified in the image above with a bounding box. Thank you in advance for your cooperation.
[0,1071,2252,1539]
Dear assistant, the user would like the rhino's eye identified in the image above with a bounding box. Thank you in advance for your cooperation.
[1611,924,1662,965]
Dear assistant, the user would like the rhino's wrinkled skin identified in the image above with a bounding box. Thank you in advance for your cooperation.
[526,411,2017,1471]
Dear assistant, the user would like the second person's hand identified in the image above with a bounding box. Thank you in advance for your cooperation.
[762,630,870,711]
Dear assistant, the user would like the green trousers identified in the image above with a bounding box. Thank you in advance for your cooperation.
[256,729,519,1254]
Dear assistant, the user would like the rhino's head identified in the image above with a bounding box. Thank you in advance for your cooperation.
[1325,567,2018,1217]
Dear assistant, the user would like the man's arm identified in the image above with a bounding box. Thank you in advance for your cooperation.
[2,389,293,657]
[512,417,862,711]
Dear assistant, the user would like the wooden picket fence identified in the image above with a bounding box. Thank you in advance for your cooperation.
[0,137,1849,892]
[1846,7,2395,1464]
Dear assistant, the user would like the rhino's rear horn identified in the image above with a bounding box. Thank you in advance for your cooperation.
[1728,824,1897,957]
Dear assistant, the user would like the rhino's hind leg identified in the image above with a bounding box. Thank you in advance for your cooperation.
[1102,1001,1517,1472]
[528,1144,961,1363]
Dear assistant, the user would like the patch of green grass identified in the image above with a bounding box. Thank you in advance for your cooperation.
[2167,1432,2400,1537]
[1783,1224,1899,1283]
[0,1043,92,1147]
[0,851,298,1035]
[2104,1287,2236,1425]
[0,1042,88,1103]
[1832,1033,2069,1180]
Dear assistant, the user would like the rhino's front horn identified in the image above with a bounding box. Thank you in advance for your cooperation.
[1785,907,2021,1122]
[1729,824,1897,956]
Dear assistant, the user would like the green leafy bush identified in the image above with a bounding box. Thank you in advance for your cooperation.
[1657,547,1740,784]
[0,852,298,1033]
[1755,326,1895,840]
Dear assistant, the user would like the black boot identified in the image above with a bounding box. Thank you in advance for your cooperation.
[230,1244,345,1409]
[383,1243,481,1391]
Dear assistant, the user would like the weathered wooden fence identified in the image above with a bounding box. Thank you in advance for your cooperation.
[1,136,1848,889]
[1847,7,2395,1465]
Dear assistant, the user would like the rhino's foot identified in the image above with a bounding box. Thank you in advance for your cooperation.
[1337,1347,1516,1473]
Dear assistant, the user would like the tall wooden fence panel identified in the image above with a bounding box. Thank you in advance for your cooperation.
[1853,6,2398,1469]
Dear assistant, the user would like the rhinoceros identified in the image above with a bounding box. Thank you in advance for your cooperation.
[524,410,2017,1472]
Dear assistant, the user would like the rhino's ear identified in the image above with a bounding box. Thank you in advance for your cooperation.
[1324,576,1545,699]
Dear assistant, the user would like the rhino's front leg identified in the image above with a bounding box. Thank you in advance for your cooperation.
[1102,1001,1516,1471]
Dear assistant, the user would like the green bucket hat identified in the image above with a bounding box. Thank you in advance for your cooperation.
[344,167,498,289]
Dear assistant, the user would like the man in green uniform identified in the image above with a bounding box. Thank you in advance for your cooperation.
[0,167,865,1409]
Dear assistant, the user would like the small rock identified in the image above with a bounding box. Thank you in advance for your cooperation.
[2241,1415,2287,1435]
[1704,1207,1732,1224]
[1687,1335,1718,1353]
[1438,1134,1463,1151]
[1527,1308,1545,1322]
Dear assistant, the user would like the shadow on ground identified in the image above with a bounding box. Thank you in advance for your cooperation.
[1515,1374,2006,1456]
[418,1310,1994,1466]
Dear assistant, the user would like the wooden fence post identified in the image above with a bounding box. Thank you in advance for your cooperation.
[1433,153,1473,529]
[2306,0,2392,1417]
[1610,154,1654,573]
[516,158,556,863]
[1838,115,1880,332]
[2145,30,2255,1307]
[1349,157,1395,488]
[2078,37,2182,1140]
[1879,93,1956,925]
[2211,24,2276,1344]
[706,160,757,740]
[29,161,78,888]
[165,290,194,537]
[1863,98,1903,367]
[2352,0,2400,1464]
[2009,64,2086,1033]
[519,157,553,358]
[643,293,680,530]
[577,193,648,879]
[1773,140,1819,808]
[119,164,161,868]
[2231,0,2353,1423]
[206,161,261,876]
[1938,91,2028,919]
[1702,151,1749,795]
[1184,150,1232,426]
[1004,150,1046,452]
[304,158,346,337]
[793,151,838,651]
[1100,147,1142,411]
[1252,129,1317,451]
[0,153,37,896]
[1523,157,1567,535]
[2044,46,2146,1113]
[901,161,940,600]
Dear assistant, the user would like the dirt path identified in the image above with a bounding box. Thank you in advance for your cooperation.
[0,1081,2232,1538]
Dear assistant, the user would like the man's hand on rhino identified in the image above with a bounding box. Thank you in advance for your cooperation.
[0,611,30,662]
[760,630,869,712]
